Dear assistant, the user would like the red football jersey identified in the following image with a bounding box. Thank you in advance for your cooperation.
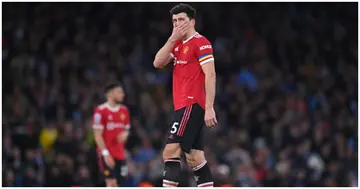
[92,103,130,160]
[170,32,214,110]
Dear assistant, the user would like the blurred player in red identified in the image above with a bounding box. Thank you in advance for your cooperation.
[92,82,130,187]
[153,3,217,187]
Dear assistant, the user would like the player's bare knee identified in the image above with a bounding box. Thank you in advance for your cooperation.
[185,150,206,168]
[163,143,181,161]
[185,155,197,167]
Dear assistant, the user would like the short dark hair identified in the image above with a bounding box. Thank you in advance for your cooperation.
[104,81,122,94]
[169,3,196,19]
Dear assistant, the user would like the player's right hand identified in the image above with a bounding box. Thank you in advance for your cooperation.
[104,155,115,168]
[169,22,190,42]
[205,107,218,128]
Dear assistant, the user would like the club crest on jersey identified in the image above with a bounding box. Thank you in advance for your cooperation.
[120,113,126,121]
[183,46,189,54]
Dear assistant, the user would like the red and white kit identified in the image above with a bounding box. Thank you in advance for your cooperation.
[170,32,214,111]
[92,103,130,160]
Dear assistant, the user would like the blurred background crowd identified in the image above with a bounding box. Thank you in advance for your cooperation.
[2,2,358,187]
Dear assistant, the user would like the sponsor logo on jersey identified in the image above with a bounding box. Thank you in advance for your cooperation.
[200,45,212,50]
[175,60,188,65]
[183,46,189,54]
[107,122,125,130]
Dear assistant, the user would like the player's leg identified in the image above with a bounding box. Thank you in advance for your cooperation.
[185,149,213,187]
[183,104,214,187]
[162,105,190,187]
[162,143,182,187]
[97,152,118,187]
[115,160,128,187]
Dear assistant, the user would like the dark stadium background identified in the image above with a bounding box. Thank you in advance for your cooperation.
[2,2,358,187]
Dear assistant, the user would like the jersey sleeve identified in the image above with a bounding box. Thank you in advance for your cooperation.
[92,108,105,130]
[195,38,214,65]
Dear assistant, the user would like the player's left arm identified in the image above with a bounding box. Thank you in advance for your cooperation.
[197,40,216,110]
[117,108,131,143]
[201,60,216,109]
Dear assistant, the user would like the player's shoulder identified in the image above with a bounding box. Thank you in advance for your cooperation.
[194,33,210,42]
[119,104,129,112]
[94,103,108,112]
[193,33,212,46]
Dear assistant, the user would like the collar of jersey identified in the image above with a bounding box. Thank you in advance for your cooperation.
[105,103,120,112]
[183,32,198,44]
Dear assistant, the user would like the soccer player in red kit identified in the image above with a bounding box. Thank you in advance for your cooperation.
[153,3,217,187]
[92,82,130,187]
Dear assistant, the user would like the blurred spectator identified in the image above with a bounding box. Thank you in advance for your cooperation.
[2,2,358,187]
[39,123,58,152]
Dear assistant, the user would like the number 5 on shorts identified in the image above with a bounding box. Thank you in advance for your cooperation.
[170,122,179,134]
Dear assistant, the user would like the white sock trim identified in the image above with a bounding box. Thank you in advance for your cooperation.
[163,184,178,187]
[192,161,207,171]
[163,179,178,187]
[198,182,214,187]
[164,159,181,163]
